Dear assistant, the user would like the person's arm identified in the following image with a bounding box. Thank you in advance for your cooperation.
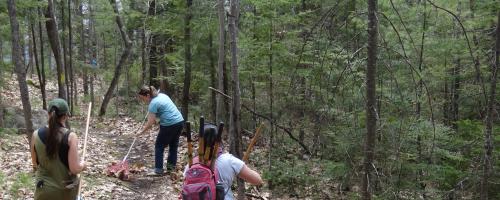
[30,131,38,171]
[238,164,264,185]
[139,113,156,136]
[68,132,86,174]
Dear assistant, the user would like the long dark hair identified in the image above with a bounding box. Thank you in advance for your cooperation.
[138,85,158,98]
[46,107,65,159]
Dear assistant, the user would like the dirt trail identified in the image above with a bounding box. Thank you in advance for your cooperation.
[0,75,187,199]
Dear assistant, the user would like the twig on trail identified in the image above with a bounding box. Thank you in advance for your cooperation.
[208,87,312,155]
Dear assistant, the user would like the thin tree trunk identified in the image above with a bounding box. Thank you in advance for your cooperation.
[8,0,34,138]
[99,0,133,116]
[228,0,244,199]
[216,0,226,124]
[68,0,75,110]
[0,36,3,127]
[38,7,47,110]
[451,58,460,131]
[181,0,193,120]
[141,28,148,85]
[61,0,71,107]
[209,33,217,121]
[45,0,67,99]
[31,20,47,111]
[28,29,34,79]
[480,11,500,200]
[80,0,88,96]
[147,0,159,89]
[267,4,274,190]
[362,0,378,199]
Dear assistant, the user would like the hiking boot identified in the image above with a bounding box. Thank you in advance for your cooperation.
[146,168,164,176]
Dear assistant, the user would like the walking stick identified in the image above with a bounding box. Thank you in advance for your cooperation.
[243,123,264,163]
[77,102,92,199]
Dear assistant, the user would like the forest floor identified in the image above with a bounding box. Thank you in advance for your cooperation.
[0,74,270,200]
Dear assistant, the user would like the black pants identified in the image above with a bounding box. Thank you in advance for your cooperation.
[154,121,184,172]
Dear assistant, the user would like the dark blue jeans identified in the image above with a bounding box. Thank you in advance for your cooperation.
[155,121,184,172]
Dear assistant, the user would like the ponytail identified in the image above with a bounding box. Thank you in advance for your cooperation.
[46,107,63,159]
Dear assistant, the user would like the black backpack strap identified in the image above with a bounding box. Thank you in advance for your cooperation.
[59,129,71,169]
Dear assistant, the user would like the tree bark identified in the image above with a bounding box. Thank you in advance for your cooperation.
[0,35,3,127]
[181,0,193,120]
[147,0,160,89]
[141,28,148,85]
[99,0,133,116]
[37,7,47,110]
[45,0,67,99]
[216,0,226,124]
[209,33,217,122]
[228,0,245,199]
[8,0,34,138]
[362,0,378,199]
[31,20,47,111]
[79,0,88,96]
[61,0,71,107]
[480,11,500,200]
[68,0,75,110]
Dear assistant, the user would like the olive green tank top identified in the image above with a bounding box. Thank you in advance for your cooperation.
[33,128,79,200]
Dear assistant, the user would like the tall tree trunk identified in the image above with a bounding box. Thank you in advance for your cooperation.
[89,0,97,107]
[416,2,428,197]
[209,33,217,121]
[181,0,193,120]
[99,0,133,116]
[141,28,148,85]
[480,11,500,200]
[267,4,274,190]
[228,0,245,199]
[31,20,47,110]
[38,7,47,110]
[61,0,71,107]
[79,0,88,96]
[8,0,34,138]
[68,0,75,110]
[0,37,3,62]
[451,58,460,131]
[28,29,34,78]
[362,0,378,199]
[216,0,226,124]
[0,36,3,127]
[45,0,67,99]
[148,0,160,89]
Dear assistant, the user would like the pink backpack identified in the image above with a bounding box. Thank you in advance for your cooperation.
[182,157,219,200]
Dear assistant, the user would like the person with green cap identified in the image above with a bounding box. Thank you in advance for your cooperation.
[30,98,87,200]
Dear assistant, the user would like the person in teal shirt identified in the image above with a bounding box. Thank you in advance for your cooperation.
[138,86,184,175]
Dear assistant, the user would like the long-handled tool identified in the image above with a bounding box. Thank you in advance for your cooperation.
[106,113,148,180]
[243,123,264,163]
[77,102,92,199]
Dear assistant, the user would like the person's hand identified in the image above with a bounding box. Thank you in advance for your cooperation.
[80,161,87,171]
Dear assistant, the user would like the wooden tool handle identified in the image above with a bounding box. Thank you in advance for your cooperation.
[243,123,264,163]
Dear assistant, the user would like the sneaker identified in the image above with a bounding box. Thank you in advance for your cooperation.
[146,168,164,176]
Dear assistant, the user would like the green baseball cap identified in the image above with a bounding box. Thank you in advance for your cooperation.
[48,98,71,116]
